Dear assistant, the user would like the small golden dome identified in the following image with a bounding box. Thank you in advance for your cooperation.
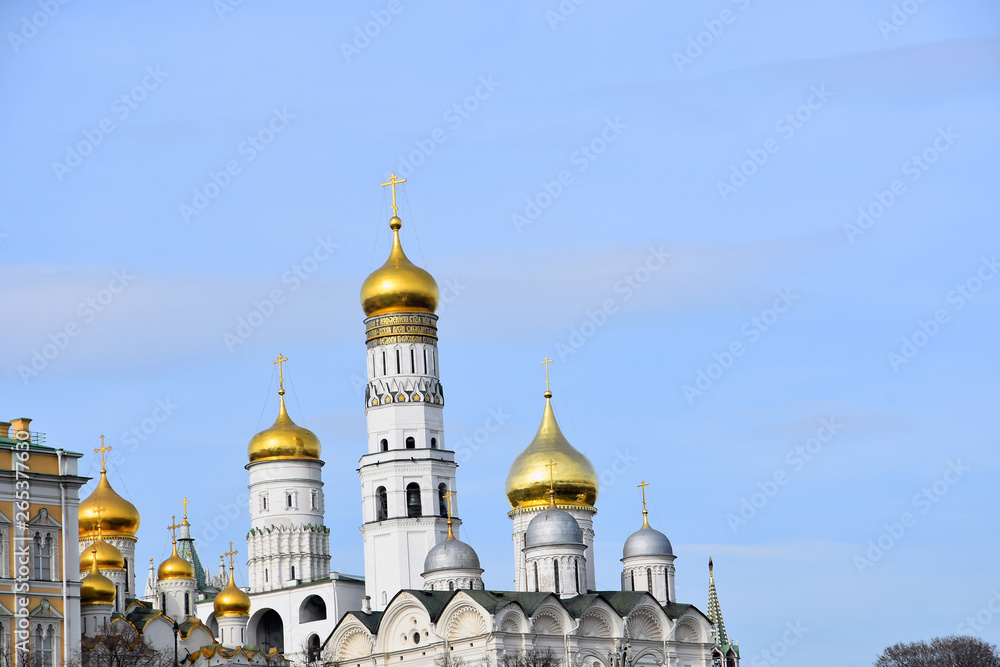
[360,216,439,318]
[214,567,251,617]
[157,540,195,581]
[79,469,140,539]
[247,392,321,463]
[80,537,125,572]
[505,390,599,510]
[81,549,116,606]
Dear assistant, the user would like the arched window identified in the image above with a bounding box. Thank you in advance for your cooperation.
[396,349,401,374]
[380,438,388,452]
[124,558,129,592]
[448,581,454,591]
[291,566,296,580]
[307,634,321,663]
[575,560,580,593]
[405,436,415,449]
[406,483,422,517]
[553,561,560,595]
[647,567,653,593]
[533,562,539,592]
[300,596,327,623]
[184,592,190,615]
[423,349,428,374]
[430,437,437,449]
[161,594,166,611]
[410,349,415,373]
[665,571,670,601]
[375,487,388,521]
[630,570,635,591]
[438,484,448,517]
[382,351,386,375]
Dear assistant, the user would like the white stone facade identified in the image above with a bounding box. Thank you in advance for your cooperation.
[511,505,596,592]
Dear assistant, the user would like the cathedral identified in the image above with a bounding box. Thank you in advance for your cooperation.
[67,176,740,667]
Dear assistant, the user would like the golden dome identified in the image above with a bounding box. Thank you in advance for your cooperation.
[157,540,195,581]
[81,549,116,606]
[214,567,251,617]
[247,391,321,463]
[505,390,599,510]
[79,469,140,539]
[80,537,125,572]
[360,215,439,318]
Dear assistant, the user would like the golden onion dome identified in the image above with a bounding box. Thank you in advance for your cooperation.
[505,390,599,510]
[81,549,117,606]
[360,215,439,318]
[247,391,321,463]
[79,468,140,539]
[157,540,195,581]
[214,567,251,617]
[80,536,125,572]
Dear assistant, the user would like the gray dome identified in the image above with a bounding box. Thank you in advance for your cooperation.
[423,538,481,574]
[525,507,583,547]
[622,525,673,559]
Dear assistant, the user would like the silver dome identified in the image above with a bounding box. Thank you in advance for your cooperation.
[622,525,673,559]
[423,538,481,574]
[525,507,583,547]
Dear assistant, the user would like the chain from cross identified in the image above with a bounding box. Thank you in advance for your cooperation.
[381,173,407,217]
[167,515,181,540]
[94,435,112,470]
[541,357,553,392]
[223,541,238,568]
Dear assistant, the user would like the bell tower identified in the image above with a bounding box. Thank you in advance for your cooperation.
[358,175,459,611]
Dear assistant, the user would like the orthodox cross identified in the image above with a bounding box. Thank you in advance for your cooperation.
[94,435,111,470]
[638,480,650,526]
[223,541,238,568]
[182,497,189,522]
[544,459,557,505]
[540,357,553,392]
[381,173,407,217]
[443,490,456,538]
[167,515,181,541]
[91,502,106,539]
[274,353,288,395]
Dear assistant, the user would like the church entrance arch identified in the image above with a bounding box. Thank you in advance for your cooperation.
[299,595,327,623]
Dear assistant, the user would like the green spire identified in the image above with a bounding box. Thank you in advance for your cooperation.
[706,557,729,645]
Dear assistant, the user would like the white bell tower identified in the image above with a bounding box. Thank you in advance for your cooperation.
[358,175,459,611]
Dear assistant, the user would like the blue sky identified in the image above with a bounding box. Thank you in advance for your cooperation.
[2,1,998,664]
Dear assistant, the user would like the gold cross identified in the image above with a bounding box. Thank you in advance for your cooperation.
[381,173,407,217]
[182,497,189,522]
[91,502,106,540]
[442,490,456,539]
[223,541,238,568]
[274,354,288,394]
[167,515,181,540]
[540,357,553,392]
[638,480,650,526]
[94,435,112,470]
[544,459,557,506]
